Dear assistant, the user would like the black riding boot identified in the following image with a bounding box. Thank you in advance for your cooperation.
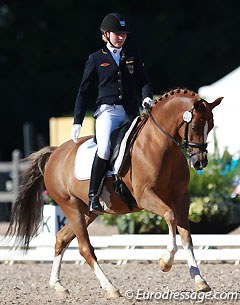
[88,153,108,214]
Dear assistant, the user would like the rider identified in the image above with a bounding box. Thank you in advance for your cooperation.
[71,12,154,214]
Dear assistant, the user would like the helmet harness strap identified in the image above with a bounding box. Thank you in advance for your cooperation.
[104,32,119,49]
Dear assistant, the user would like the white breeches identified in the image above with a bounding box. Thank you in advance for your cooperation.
[95,104,128,160]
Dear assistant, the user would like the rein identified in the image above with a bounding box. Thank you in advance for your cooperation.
[145,105,208,152]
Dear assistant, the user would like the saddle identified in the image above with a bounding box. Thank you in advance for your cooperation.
[74,114,148,210]
[110,117,136,170]
[109,115,147,210]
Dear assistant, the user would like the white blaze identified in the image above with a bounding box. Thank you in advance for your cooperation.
[204,122,208,143]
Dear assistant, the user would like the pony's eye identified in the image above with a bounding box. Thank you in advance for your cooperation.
[191,124,197,131]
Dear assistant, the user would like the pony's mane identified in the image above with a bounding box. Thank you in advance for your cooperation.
[140,88,201,121]
[156,88,199,104]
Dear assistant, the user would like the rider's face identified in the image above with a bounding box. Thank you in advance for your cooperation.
[108,32,127,48]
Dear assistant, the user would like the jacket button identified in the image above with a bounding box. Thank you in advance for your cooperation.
[118,95,122,99]
[117,71,121,76]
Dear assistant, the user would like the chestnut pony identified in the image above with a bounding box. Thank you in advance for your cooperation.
[6,89,222,298]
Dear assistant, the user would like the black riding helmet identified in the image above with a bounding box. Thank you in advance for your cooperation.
[100,13,130,34]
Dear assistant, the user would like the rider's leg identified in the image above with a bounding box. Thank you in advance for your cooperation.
[88,105,128,214]
[88,152,108,213]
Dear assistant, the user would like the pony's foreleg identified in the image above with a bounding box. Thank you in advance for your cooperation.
[159,211,178,272]
[49,223,75,296]
[139,190,178,272]
[177,226,211,292]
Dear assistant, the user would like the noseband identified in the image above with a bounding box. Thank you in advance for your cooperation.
[145,105,208,154]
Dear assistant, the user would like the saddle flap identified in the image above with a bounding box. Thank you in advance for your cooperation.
[110,116,140,175]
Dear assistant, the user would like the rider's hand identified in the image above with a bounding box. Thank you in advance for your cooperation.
[142,97,154,108]
[71,124,82,143]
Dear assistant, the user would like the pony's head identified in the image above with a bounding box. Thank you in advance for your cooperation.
[179,96,223,170]
[146,89,222,170]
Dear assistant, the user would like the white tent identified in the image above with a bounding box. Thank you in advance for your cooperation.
[198,66,240,156]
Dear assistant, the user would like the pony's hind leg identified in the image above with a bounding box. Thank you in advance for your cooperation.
[49,223,75,296]
[49,212,101,296]
[59,202,120,298]
[177,225,211,292]
[73,212,120,298]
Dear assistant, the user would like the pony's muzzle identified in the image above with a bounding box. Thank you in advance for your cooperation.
[190,152,208,170]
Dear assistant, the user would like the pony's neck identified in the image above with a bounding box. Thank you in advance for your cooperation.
[151,95,193,140]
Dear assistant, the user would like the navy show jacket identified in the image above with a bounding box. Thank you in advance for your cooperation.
[73,44,153,125]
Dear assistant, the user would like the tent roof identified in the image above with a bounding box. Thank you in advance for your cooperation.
[198,66,240,156]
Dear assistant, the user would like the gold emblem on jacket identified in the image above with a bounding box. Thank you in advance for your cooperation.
[126,60,134,74]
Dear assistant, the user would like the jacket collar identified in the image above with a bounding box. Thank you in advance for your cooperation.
[102,44,109,54]
[106,42,122,55]
[102,44,126,56]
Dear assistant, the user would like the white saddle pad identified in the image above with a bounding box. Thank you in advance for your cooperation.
[74,116,139,180]
[74,138,114,180]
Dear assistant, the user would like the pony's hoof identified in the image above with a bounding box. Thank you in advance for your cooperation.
[55,288,70,297]
[159,258,172,272]
[106,289,121,298]
[55,286,70,298]
[195,280,211,292]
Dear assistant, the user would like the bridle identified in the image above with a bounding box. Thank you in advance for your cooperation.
[145,104,208,155]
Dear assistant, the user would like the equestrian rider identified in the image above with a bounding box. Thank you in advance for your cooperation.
[71,13,154,214]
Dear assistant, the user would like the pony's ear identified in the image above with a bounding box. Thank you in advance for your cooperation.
[210,97,223,109]
[193,99,203,111]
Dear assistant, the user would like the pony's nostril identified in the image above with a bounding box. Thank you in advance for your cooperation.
[194,161,202,170]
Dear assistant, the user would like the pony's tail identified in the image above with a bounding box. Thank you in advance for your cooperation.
[5,146,56,251]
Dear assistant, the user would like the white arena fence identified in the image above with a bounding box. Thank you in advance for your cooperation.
[0,151,239,264]
[0,150,29,204]
[0,234,239,264]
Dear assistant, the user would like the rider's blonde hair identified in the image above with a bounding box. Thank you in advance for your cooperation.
[102,33,108,43]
